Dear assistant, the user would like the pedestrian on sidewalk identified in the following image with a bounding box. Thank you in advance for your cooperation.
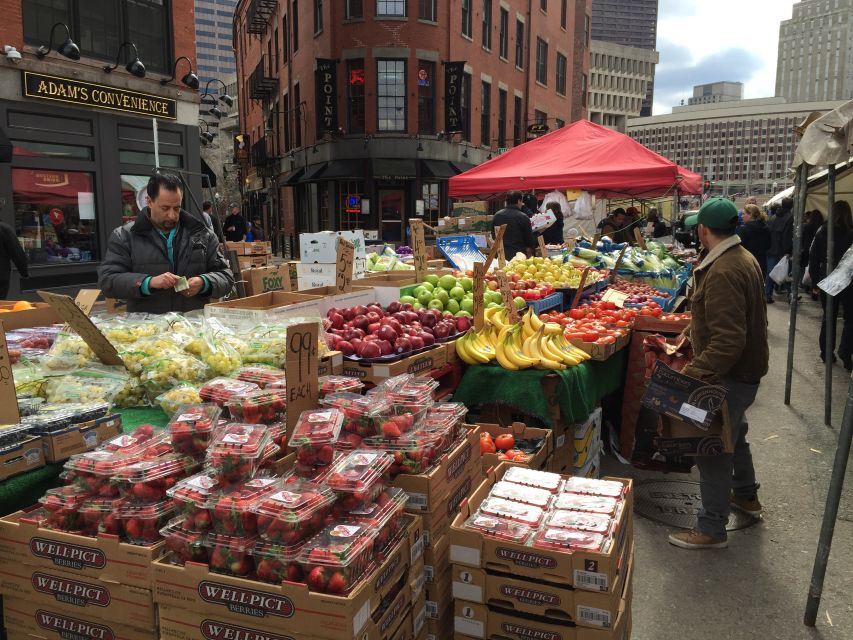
[765,197,794,303]
[737,204,771,282]
[808,200,853,370]
[669,197,769,550]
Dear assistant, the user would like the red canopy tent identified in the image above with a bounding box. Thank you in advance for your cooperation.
[448,119,702,199]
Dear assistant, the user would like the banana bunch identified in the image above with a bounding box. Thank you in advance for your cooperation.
[455,327,498,364]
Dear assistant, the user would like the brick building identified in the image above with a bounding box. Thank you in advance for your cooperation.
[0,0,204,298]
[234,0,591,251]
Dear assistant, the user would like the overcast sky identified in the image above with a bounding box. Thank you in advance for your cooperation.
[654,0,800,114]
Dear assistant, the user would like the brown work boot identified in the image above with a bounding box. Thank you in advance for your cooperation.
[730,494,763,516]
[668,529,728,549]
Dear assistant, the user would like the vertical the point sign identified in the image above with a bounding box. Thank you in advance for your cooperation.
[284,322,320,434]
[336,238,355,294]
[410,219,428,282]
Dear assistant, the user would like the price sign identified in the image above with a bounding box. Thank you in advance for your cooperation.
[335,238,355,294]
[610,246,628,284]
[569,267,591,310]
[495,270,519,323]
[602,288,629,308]
[74,289,100,316]
[38,291,124,367]
[410,219,428,282]
[633,227,647,249]
[284,322,320,434]
[484,225,506,272]
[473,262,486,331]
[0,320,20,425]
[538,235,548,258]
[497,241,506,269]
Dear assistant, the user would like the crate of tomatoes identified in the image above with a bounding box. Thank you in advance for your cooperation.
[478,422,553,473]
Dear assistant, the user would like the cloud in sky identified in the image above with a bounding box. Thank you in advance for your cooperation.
[653,0,800,114]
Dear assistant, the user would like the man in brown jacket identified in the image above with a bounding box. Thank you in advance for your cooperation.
[669,198,770,550]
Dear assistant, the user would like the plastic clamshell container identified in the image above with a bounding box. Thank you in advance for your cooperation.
[65,402,110,423]
[531,527,606,553]
[160,518,209,565]
[291,409,344,467]
[327,450,393,494]
[297,522,376,594]
[371,373,413,394]
[478,497,545,527]
[207,423,271,483]
[78,497,124,536]
[362,432,442,477]
[225,389,287,424]
[401,376,440,393]
[251,540,305,584]
[464,513,533,543]
[100,425,162,453]
[0,425,30,452]
[168,404,221,456]
[291,454,343,484]
[318,375,364,398]
[553,493,620,516]
[562,477,626,498]
[118,499,177,545]
[253,482,337,545]
[386,388,433,426]
[205,533,257,577]
[546,510,614,535]
[20,410,75,434]
[207,477,280,537]
[503,466,563,493]
[490,481,554,509]
[38,486,91,532]
[322,393,391,438]
[112,453,200,504]
[234,365,287,389]
[267,422,287,448]
[417,415,456,452]
[199,377,260,405]
[17,397,45,417]
[344,487,408,558]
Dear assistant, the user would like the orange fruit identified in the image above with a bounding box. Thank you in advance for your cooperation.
[12,301,34,311]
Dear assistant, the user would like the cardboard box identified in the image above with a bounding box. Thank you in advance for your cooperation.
[477,423,553,473]
[295,261,368,287]
[205,291,323,324]
[40,413,122,463]
[300,230,367,263]
[318,351,344,376]
[237,254,270,270]
[294,285,376,314]
[451,548,633,629]
[631,314,690,334]
[570,332,630,362]
[574,447,602,479]
[422,533,450,584]
[424,566,452,620]
[574,407,602,468]
[549,424,572,474]
[393,426,480,513]
[449,465,633,593]
[242,264,291,297]
[342,345,447,385]
[0,434,45,481]
[154,514,424,640]
[226,241,272,256]
[0,563,157,631]
[0,301,61,330]
[0,507,163,589]
[3,597,158,640]
[450,202,489,218]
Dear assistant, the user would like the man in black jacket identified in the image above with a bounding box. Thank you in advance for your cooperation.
[0,221,29,299]
[492,191,536,258]
[765,197,794,303]
[98,172,234,313]
[223,203,247,242]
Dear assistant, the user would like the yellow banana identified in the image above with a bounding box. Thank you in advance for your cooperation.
[549,337,581,366]
[456,332,484,365]
[521,309,537,341]
[528,308,544,331]
[470,331,496,361]
[543,322,563,337]
[494,327,520,371]
[528,329,565,369]
[505,326,540,369]
[539,330,571,363]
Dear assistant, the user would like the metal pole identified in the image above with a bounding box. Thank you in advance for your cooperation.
[152,118,160,170]
[785,163,810,404]
[825,164,837,425]
[804,371,853,625]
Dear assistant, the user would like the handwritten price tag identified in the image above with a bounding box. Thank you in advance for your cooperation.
[0,320,20,425]
[285,322,320,434]
[410,219,428,282]
[473,262,486,331]
[38,291,124,367]
[485,225,506,272]
[336,238,355,294]
[602,288,629,308]
[496,271,519,323]
[538,235,548,258]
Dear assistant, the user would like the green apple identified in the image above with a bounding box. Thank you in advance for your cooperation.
[414,286,427,298]
[513,296,526,309]
[449,286,466,302]
[461,299,474,314]
[486,302,501,309]
[412,302,424,310]
[439,275,458,291]
[419,281,435,293]
[428,299,444,311]
[434,289,450,305]
[446,299,460,314]
[400,295,417,305]
[417,290,433,306]
[425,274,440,286]
[459,277,473,292]
[455,310,472,317]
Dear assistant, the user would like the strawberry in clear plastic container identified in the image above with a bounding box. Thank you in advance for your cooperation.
[209,477,280,537]
[478,497,545,527]
[546,510,613,535]
[235,365,287,389]
[554,493,620,516]
[267,422,287,449]
[103,424,157,451]
[531,527,605,553]
[562,477,625,498]
[290,409,343,469]
[119,499,177,545]
[168,471,218,532]
[490,481,554,509]
[344,487,407,560]
[39,486,90,532]
[112,454,201,504]
[206,533,256,577]
[318,375,364,398]
[297,523,376,594]
[322,393,390,439]
[376,414,416,440]
[363,432,440,478]
[385,386,433,427]
[160,518,208,565]
[502,467,562,493]
[464,513,533,543]
[252,540,304,584]
[199,377,260,406]
[79,497,124,536]
[327,450,392,510]
[168,404,221,457]
[226,389,287,424]
[419,414,457,452]
[207,424,271,483]
[253,482,336,545]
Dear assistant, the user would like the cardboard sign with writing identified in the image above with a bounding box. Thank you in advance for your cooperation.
[569,267,591,310]
[484,225,506,272]
[410,219,428,282]
[538,235,548,258]
[633,227,647,249]
[610,246,628,283]
[0,321,20,425]
[473,262,486,331]
[335,238,355,294]
[495,271,519,323]
[74,289,100,315]
[38,291,124,367]
[602,288,629,308]
[284,322,320,434]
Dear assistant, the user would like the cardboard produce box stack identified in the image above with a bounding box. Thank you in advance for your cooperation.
[449,464,634,640]
[573,407,603,479]
[226,240,274,271]
[297,231,367,289]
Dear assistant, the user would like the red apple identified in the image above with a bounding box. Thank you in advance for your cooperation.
[433,323,450,339]
[455,316,472,332]
[353,305,368,317]
[377,325,398,343]
[410,336,425,349]
[368,322,381,334]
[401,303,413,311]
[377,340,393,355]
[394,337,412,354]
[337,340,355,356]
[343,308,356,321]
[352,316,369,331]
[358,341,382,358]
[366,304,384,316]
[419,331,435,347]
[366,311,382,324]
[328,312,345,329]
[386,301,402,314]
[421,313,436,328]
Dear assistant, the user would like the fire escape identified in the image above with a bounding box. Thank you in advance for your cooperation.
[246,0,278,35]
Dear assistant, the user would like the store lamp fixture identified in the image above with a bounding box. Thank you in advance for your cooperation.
[162,56,200,89]
[103,42,145,77]
[203,79,235,107]
[36,23,80,60]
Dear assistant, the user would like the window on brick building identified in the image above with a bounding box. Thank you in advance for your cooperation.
[556,118,565,128]
[498,88,507,147]
[499,8,509,59]
[377,0,406,16]
[377,59,406,131]
[462,0,472,37]
[481,81,491,147]
[283,92,292,151]
[314,0,323,33]
[556,53,567,95]
[515,19,524,68]
[535,38,548,85]
[274,28,280,66]
[418,0,436,21]
[283,14,289,62]
[482,0,492,49]
[294,82,302,147]
[560,0,566,28]
[292,1,299,51]
[461,72,472,141]
[540,0,547,12]
[347,59,366,134]
[581,73,588,106]
[346,0,363,18]
[513,95,522,145]
[417,60,435,134]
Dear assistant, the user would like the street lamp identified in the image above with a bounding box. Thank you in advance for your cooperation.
[162,56,200,89]
[198,120,215,144]
[103,42,145,78]
[36,23,80,60]
[202,79,235,107]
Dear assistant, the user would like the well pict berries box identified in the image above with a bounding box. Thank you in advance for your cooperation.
[448,464,633,594]
[40,412,123,463]
[153,513,425,640]
[0,562,157,631]
[3,597,158,640]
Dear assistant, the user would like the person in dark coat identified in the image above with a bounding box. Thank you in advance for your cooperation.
[737,204,771,282]
[541,202,564,245]
[801,210,823,267]
[646,209,668,238]
[492,191,536,258]
[223,203,247,242]
[765,197,794,302]
[809,200,853,369]
[98,172,234,314]
[0,221,29,299]
[202,200,226,244]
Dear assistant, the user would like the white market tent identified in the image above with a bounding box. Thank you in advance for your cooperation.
[764,160,853,215]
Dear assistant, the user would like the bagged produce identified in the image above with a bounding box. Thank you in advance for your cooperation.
[42,366,130,405]
[43,332,95,370]
[156,383,203,415]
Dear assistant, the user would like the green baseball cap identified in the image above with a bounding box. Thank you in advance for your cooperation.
[684,198,739,230]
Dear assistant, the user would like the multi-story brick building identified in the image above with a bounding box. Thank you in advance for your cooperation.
[234,0,591,252]
[0,0,204,298]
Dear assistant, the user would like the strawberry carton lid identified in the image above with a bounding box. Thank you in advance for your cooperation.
[117,498,178,520]
[168,471,220,505]
[160,517,208,547]
[464,513,533,543]
[199,377,261,404]
[290,409,344,446]
[207,423,272,460]
[79,496,125,514]
[546,510,614,535]
[503,467,562,492]
[252,482,337,520]
[63,432,169,477]
[204,531,259,552]
[39,485,92,511]
[490,481,554,509]
[553,493,619,516]
[319,375,364,396]
[479,497,545,527]
[297,522,376,567]
[100,426,165,454]
[531,528,605,552]
[206,476,280,509]
[371,373,413,394]
[427,402,468,420]
[322,392,391,418]
[234,366,287,388]
[250,539,305,562]
[562,477,625,498]
[327,450,393,493]
[363,430,442,452]
[112,453,200,484]
[387,386,434,406]
[344,487,408,527]
[226,389,288,410]
[168,404,221,434]
[402,376,440,392]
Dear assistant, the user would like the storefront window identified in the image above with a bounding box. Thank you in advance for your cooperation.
[12,168,98,265]
[421,183,440,225]
[12,140,93,160]
[377,60,406,132]
[121,174,150,221]
[340,180,366,230]
[118,151,181,168]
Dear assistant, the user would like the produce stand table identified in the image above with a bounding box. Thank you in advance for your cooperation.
[0,408,168,515]
[453,351,626,427]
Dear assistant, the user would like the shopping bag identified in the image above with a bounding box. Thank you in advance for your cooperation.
[770,255,790,286]
[802,265,812,288]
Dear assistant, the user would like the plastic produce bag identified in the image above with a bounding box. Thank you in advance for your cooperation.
[155,383,203,415]
[43,332,95,370]
[114,375,150,408]
[142,352,210,397]
[769,255,791,286]
[819,245,853,296]
[42,366,130,405]
[573,191,594,220]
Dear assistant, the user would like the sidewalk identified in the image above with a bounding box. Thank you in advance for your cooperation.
[611,298,853,639]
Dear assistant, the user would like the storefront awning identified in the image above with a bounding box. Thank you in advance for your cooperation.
[279,167,304,186]
[300,163,328,182]
[373,158,417,180]
[0,125,10,163]
[200,157,217,188]
[321,159,365,180]
[451,161,476,174]
[421,160,457,179]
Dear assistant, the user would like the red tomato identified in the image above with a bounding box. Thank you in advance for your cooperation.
[480,434,496,454]
[583,331,600,343]
[495,434,515,451]
[569,308,586,320]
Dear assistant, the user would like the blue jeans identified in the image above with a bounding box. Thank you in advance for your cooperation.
[694,379,760,539]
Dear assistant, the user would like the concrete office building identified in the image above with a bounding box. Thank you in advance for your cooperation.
[776,0,853,102]
[688,81,743,106]
[588,40,658,132]
[628,96,846,196]
[591,0,658,115]
[196,0,237,89]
